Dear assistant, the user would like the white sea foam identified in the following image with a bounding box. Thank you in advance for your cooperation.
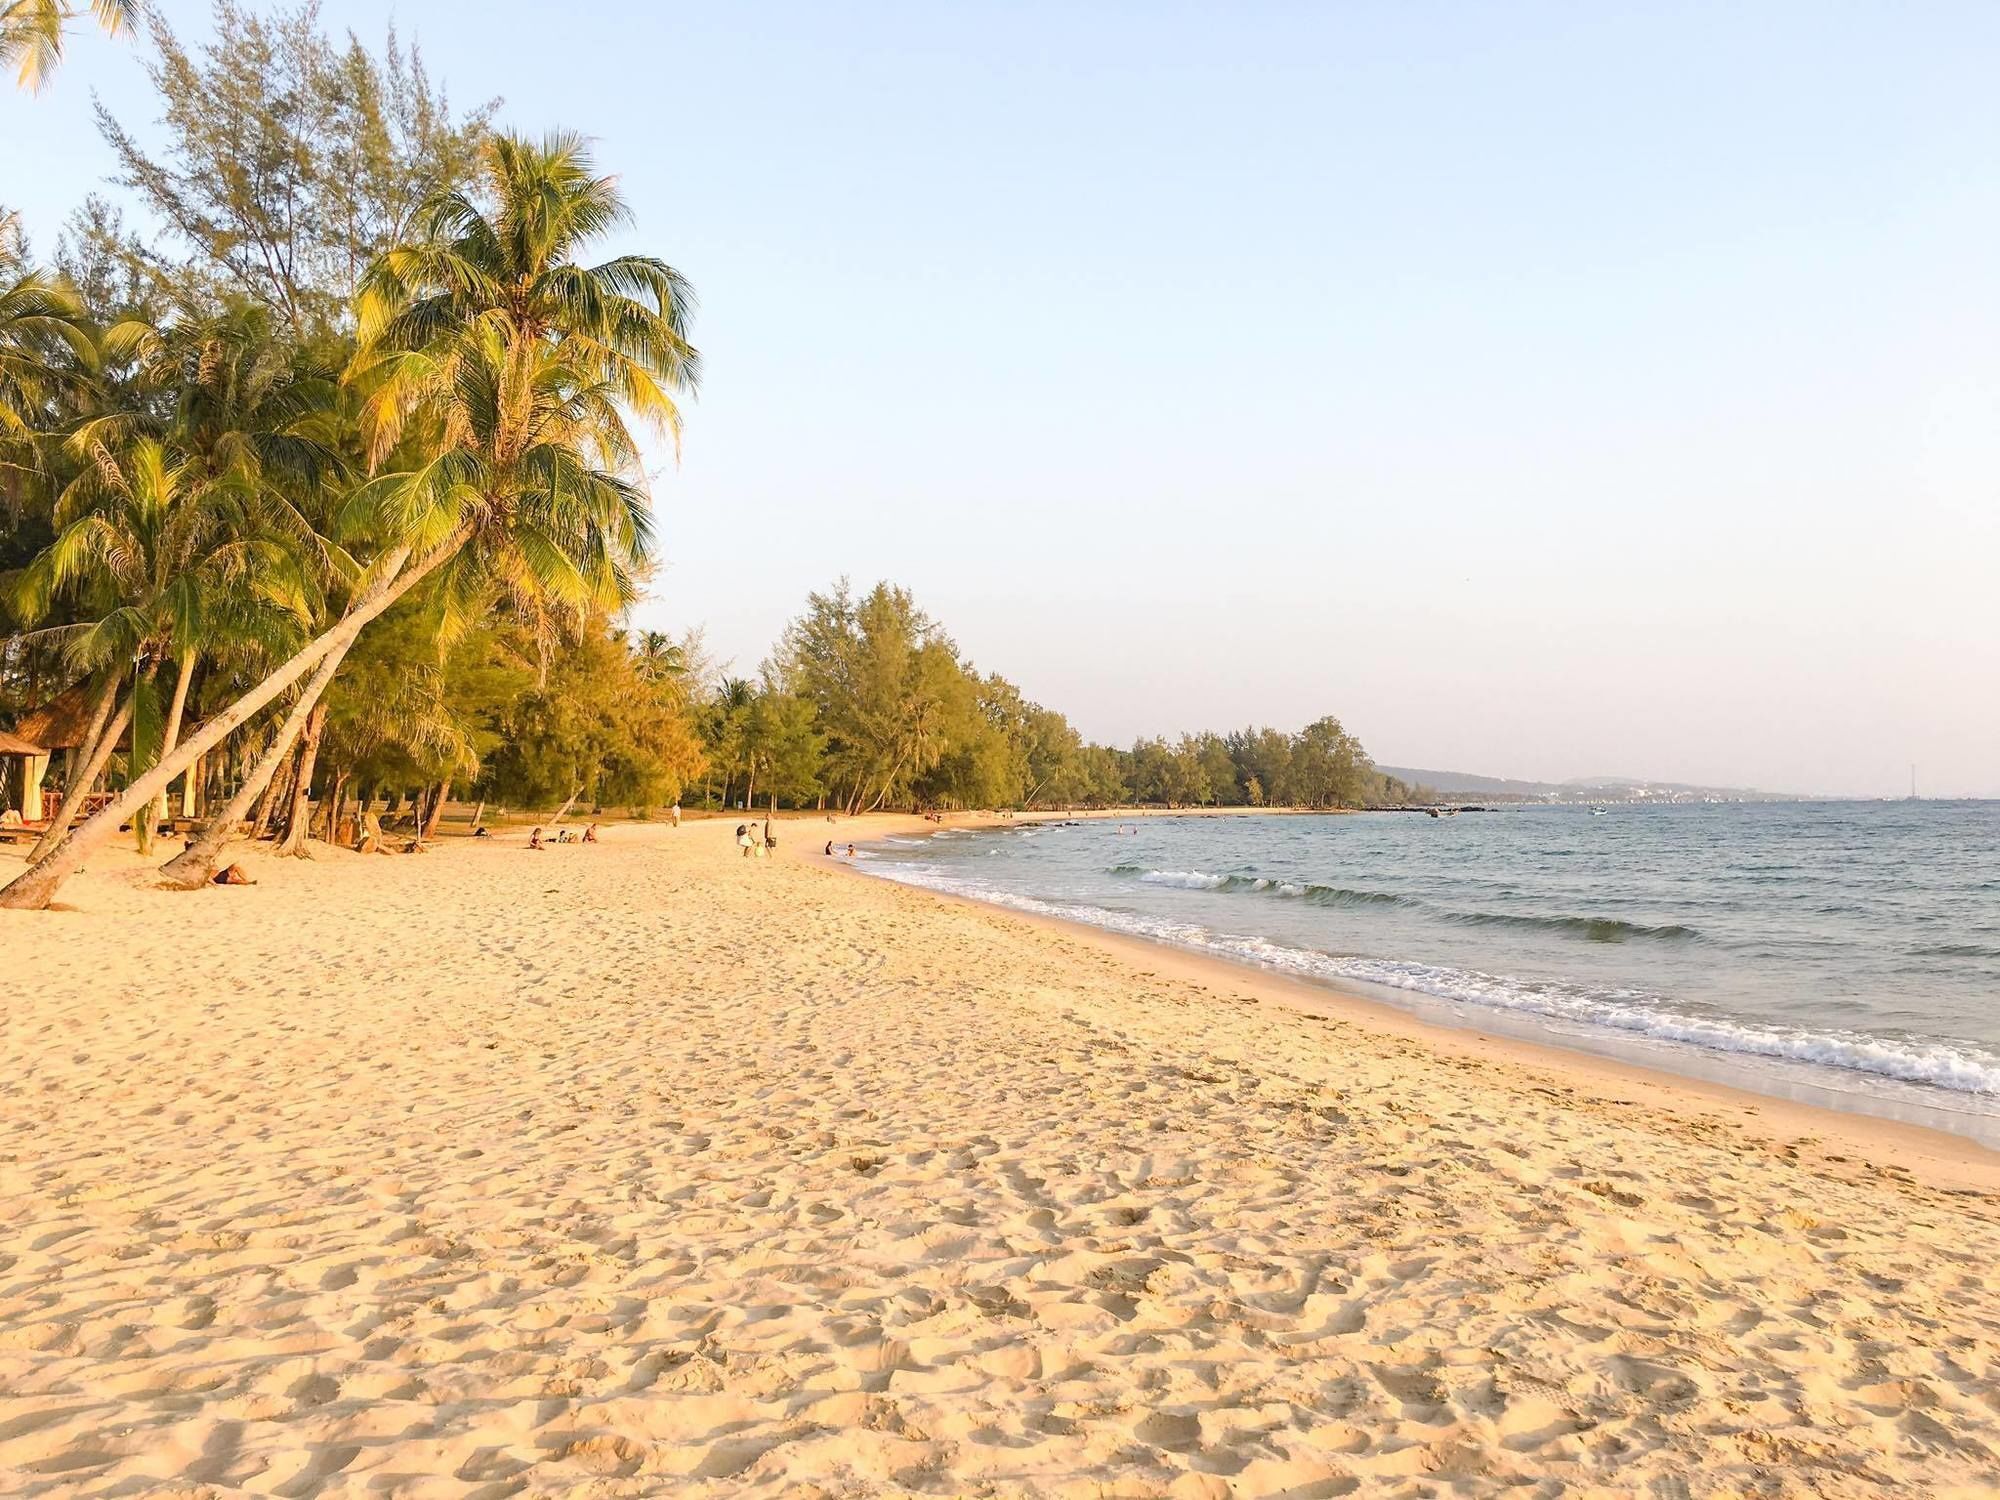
[1136,869,1232,890]
[854,860,2000,1099]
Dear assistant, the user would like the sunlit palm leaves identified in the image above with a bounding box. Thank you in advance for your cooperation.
[347,131,698,649]
[14,435,308,675]
[0,265,94,509]
[1,0,134,92]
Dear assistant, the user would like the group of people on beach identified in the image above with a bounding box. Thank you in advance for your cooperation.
[525,823,597,850]
[737,820,777,858]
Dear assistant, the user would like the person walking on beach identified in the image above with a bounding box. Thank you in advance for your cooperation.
[671,803,681,828]
[764,819,777,854]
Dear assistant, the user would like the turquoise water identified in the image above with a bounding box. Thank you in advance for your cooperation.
[855,803,2000,1143]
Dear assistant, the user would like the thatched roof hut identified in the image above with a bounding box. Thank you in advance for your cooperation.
[11,680,105,752]
[0,728,47,757]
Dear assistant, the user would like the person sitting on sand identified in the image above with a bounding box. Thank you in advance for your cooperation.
[528,826,545,850]
[473,826,491,839]
[825,840,834,856]
[583,823,599,843]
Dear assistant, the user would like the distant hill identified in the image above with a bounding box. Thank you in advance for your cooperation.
[1377,766,1564,798]
[1376,766,1807,804]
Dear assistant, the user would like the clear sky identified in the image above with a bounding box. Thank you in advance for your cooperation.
[6,2,1997,796]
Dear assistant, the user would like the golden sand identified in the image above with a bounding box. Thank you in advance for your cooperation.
[3,816,1998,1497]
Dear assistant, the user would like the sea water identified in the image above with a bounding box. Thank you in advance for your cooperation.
[855,802,2000,1145]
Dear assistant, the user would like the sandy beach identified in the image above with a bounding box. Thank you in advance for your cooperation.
[4,816,1999,1498]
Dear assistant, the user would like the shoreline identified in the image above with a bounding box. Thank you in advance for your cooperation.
[813,809,2000,1188]
[5,816,1999,1492]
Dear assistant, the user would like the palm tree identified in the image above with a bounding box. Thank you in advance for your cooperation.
[11,437,307,852]
[5,131,696,907]
[141,131,695,890]
[1,0,133,92]
[1,258,93,502]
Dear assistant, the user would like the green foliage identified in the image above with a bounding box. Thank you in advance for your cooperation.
[730,577,1395,813]
[476,620,704,812]
[88,2,493,335]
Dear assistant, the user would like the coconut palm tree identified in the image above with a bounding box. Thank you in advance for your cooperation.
[5,131,696,907]
[1,0,133,92]
[10,436,310,852]
[0,257,93,505]
[137,130,696,891]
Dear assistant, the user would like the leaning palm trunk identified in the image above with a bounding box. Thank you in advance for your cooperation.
[422,781,450,841]
[249,746,295,840]
[136,653,195,856]
[25,672,120,862]
[0,532,466,911]
[157,625,362,887]
[33,685,137,855]
[274,703,328,857]
[548,784,586,827]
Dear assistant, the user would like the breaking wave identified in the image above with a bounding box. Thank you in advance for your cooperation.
[1108,865,1698,943]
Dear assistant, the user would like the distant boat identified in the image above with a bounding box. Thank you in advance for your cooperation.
[1590,807,1607,816]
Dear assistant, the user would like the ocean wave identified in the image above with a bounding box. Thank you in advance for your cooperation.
[1111,864,1415,907]
[1911,943,2000,960]
[855,862,2000,1099]
[1107,865,1695,941]
[1438,910,1700,944]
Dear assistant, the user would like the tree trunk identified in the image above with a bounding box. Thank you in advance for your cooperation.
[745,765,756,815]
[251,743,297,840]
[323,770,350,844]
[137,652,195,856]
[468,797,486,832]
[25,671,121,861]
[274,702,328,856]
[156,622,362,888]
[548,783,585,826]
[2,531,464,910]
[423,781,449,840]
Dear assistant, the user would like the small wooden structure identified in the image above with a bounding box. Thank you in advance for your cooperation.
[0,727,49,825]
[8,679,203,821]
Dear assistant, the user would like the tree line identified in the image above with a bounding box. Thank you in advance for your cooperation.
[691,579,1419,816]
[0,3,1410,912]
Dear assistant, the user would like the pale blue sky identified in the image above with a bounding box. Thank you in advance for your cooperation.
[6,2,1997,795]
